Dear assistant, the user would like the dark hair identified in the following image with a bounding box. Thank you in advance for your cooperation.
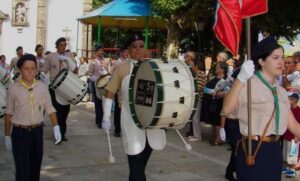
[55,37,66,48]
[252,37,284,70]
[45,51,51,55]
[216,61,228,76]
[16,46,23,52]
[194,55,205,71]
[35,44,43,52]
[0,55,5,59]
[17,54,37,69]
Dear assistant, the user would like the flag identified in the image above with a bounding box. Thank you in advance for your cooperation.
[240,0,268,18]
[213,0,242,56]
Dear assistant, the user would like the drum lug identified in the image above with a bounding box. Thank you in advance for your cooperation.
[179,97,185,104]
[172,112,178,118]
[174,80,180,88]
[172,67,179,73]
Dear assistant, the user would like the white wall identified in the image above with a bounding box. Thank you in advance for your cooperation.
[45,0,83,55]
[0,0,38,62]
[0,0,84,63]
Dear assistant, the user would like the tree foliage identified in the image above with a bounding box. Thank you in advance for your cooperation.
[92,0,300,57]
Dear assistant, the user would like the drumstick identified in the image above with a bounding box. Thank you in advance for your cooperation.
[175,129,192,151]
[106,130,115,163]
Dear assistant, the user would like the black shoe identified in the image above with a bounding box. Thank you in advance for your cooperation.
[62,137,68,142]
[114,132,121,137]
[186,132,193,137]
[225,171,236,181]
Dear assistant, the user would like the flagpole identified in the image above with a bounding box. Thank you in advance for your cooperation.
[246,17,254,165]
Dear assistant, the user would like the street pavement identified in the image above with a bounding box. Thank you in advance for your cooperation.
[0,102,299,181]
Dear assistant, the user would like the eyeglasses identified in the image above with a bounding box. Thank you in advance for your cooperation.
[131,44,144,49]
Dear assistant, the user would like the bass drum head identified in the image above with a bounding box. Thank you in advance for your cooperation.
[129,61,159,129]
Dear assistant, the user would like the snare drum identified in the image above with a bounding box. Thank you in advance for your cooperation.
[0,82,6,117]
[129,59,198,129]
[50,69,87,105]
[95,74,111,99]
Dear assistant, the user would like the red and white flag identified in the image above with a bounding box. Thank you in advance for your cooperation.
[214,0,268,56]
[240,0,268,18]
[213,0,242,56]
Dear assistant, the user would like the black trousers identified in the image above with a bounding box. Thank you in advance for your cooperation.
[12,126,43,181]
[127,140,153,181]
[225,119,241,175]
[114,94,121,134]
[49,89,70,138]
[235,140,282,181]
[91,82,103,125]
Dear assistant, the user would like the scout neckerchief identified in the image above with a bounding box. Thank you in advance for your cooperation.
[19,78,37,109]
[255,71,280,135]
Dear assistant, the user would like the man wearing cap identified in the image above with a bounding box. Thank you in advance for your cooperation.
[44,37,78,143]
[10,46,24,79]
[102,34,166,181]
[86,47,110,127]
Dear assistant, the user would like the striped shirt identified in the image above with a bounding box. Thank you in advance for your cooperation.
[195,70,207,101]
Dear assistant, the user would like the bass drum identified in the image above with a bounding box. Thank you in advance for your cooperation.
[95,74,111,99]
[129,59,198,129]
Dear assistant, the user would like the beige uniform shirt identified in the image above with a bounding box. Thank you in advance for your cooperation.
[86,58,110,81]
[44,52,73,82]
[6,81,56,125]
[237,75,290,136]
[105,60,131,95]
[10,57,20,75]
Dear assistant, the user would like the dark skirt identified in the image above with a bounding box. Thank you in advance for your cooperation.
[235,140,282,181]
[200,94,223,126]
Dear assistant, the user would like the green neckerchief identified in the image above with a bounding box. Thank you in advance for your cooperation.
[255,71,280,135]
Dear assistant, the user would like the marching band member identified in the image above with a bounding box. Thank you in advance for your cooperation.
[35,44,49,85]
[4,54,61,181]
[112,47,130,137]
[78,56,89,102]
[102,34,166,181]
[86,47,110,127]
[10,46,24,79]
[223,37,300,181]
[44,37,78,143]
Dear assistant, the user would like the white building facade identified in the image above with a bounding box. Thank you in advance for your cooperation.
[0,0,92,62]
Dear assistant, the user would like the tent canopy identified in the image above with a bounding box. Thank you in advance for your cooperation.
[77,0,166,29]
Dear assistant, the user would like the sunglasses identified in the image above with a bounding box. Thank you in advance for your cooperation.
[131,44,144,49]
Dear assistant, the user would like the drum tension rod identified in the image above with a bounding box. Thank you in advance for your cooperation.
[172,67,179,73]
[174,80,180,88]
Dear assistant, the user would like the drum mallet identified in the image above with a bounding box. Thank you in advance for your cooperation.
[106,130,115,163]
[176,129,192,151]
